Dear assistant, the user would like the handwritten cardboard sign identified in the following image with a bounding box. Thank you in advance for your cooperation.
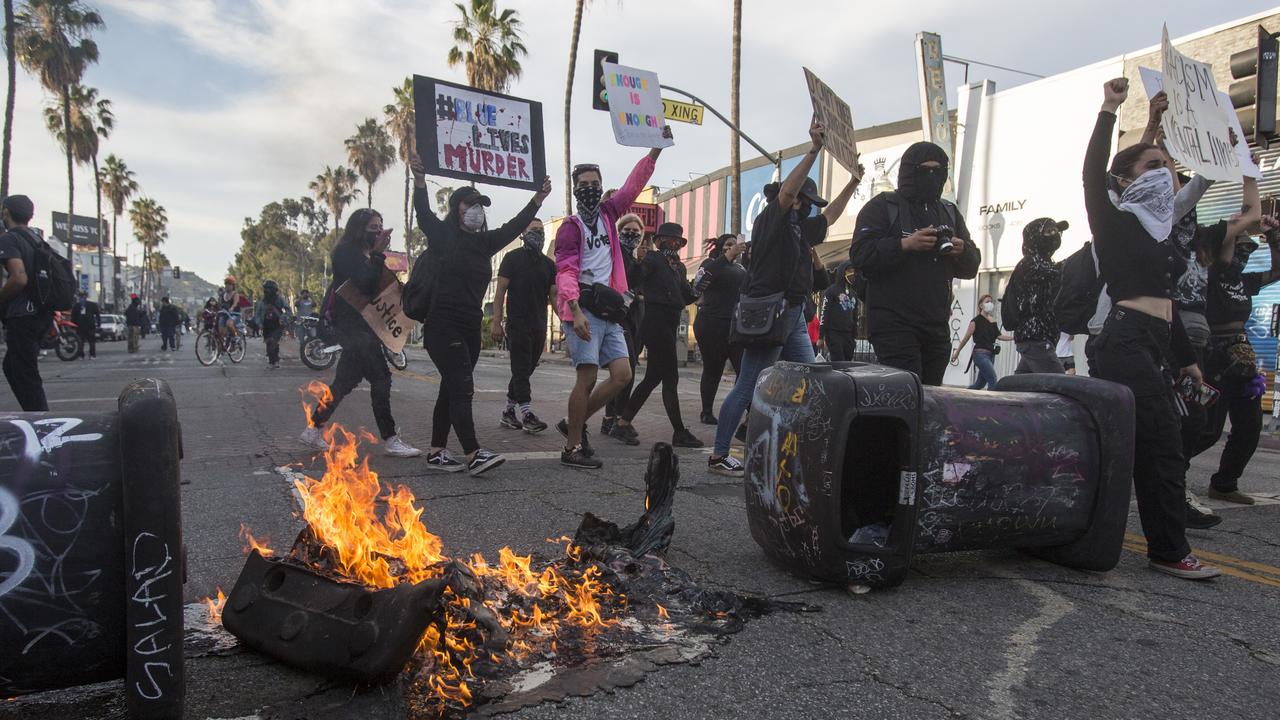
[337,270,412,354]
[1159,26,1242,183]
[803,68,858,172]
[1138,66,1261,179]
[602,62,673,149]
[413,74,546,191]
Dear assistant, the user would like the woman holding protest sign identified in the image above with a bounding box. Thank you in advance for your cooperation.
[410,152,552,477]
[301,208,421,458]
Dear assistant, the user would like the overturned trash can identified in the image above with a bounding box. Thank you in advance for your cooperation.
[0,380,184,718]
[744,363,1133,589]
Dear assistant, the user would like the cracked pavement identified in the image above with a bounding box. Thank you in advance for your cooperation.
[5,338,1278,719]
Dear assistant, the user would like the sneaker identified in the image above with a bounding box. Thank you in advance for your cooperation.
[300,426,329,451]
[672,428,704,448]
[734,424,747,442]
[426,449,465,473]
[1208,487,1256,505]
[708,455,744,478]
[562,444,603,469]
[600,415,616,436]
[700,411,718,425]
[468,449,506,476]
[383,435,422,458]
[609,423,640,446]
[1185,503,1222,530]
[556,419,595,456]
[1148,554,1221,580]
[1186,489,1214,516]
[521,411,548,434]
[500,407,524,430]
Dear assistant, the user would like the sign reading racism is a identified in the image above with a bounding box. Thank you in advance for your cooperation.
[602,62,673,149]
[413,75,546,191]
[1159,26,1242,183]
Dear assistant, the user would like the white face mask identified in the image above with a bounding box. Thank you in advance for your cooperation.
[982,302,994,313]
[462,204,486,231]
[1109,167,1173,241]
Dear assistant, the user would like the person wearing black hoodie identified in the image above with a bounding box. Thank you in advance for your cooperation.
[692,233,747,423]
[820,261,859,362]
[848,141,980,385]
[601,212,648,442]
[1006,217,1067,374]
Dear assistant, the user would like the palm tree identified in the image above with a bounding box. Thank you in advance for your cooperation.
[562,0,586,214]
[344,117,395,209]
[128,197,166,302]
[384,77,415,254]
[447,0,526,93]
[99,154,137,308]
[729,0,742,235]
[14,0,103,223]
[308,165,361,234]
[2,0,17,198]
[44,83,112,302]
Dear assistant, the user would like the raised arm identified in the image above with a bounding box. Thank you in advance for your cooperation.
[1085,79,1128,240]
[409,153,447,239]
[1225,174,1262,241]
[1139,90,1167,147]
[778,118,825,208]
[822,163,863,226]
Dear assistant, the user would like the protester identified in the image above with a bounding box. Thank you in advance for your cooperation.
[1056,333,1076,375]
[1084,78,1259,580]
[555,128,672,469]
[0,194,49,410]
[71,290,100,359]
[600,213,648,443]
[157,296,180,351]
[255,279,288,369]
[218,276,246,340]
[411,153,551,475]
[805,296,821,355]
[951,294,1010,390]
[1185,213,1278,505]
[492,219,557,434]
[820,261,859,362]
[613,222,700,447]
[692,233,746,422]
[707,118,858,476]
[201,298,219,333]
[125,294,144,353]
[302,208,421,459]
[849,142,980,385]
[295,288,316,341]
[1006,218,1067,374]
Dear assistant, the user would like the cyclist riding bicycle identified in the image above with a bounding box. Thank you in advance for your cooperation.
[200,298,219,332]
[217,275,247,339]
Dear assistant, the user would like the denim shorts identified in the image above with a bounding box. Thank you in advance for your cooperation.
[563,308,629,368]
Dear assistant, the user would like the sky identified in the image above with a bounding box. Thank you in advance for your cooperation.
[6,0,1278,281]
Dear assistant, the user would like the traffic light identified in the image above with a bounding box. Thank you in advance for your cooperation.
[592,49,618,111]
[172,266,181,279]
[1229,26,1279,148]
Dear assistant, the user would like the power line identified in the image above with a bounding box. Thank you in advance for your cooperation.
[943,54,1046,79]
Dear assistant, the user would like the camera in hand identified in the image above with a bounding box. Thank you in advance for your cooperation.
[935,224,956,255]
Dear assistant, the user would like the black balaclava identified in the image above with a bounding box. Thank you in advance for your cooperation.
[898,142,949,202]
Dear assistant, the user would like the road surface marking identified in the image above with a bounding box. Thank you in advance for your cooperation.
[1122,534,1280,588]
[987,579,1074,720]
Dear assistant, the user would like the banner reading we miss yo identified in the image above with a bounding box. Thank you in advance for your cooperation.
[602,62,674,149]
[413,75,546,190]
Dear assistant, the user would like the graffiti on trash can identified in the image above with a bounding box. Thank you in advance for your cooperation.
[129,532,175,700]
[7,418,104,462]
[845,557,885,583]
[0,487,35,600]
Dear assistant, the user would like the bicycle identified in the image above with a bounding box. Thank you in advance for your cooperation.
[195,313,248,366]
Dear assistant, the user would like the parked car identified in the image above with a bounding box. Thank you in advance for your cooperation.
[99,314,126,341]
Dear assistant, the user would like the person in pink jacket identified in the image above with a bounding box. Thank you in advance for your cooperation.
[555,127,673,468]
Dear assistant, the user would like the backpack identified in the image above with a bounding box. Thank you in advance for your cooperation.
[1054,241,1103,335]
[15,228,75,312]
[402,247,438,322]
[261,300,282,332]
[999,276,1021,335]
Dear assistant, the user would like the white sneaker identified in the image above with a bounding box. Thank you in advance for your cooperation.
[300,426,329,451]
[383,435,422,458]
[1186,489,1213,516]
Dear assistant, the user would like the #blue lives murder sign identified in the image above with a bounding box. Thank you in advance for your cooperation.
[413,75,546,191]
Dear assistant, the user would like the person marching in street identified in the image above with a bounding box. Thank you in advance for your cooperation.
[71,290,99,359]
[255,279,288,369]
[0,194,49,410]
[600,213,648,443]
[849,141,979,385]
[707,118,858,476]
[411,153,551,476]
[693,233,747,423]
[295,288,317,342]
[951,294,1012,390]
[1084,78,1252,580]
[124,294,144,353]
[301,208,421,459]
[493,219,557,434]
[612,222,700,447]
[157,295,180,351]
[555,128,672,469]
[820,260,859,362]
[1007,218,1068,374]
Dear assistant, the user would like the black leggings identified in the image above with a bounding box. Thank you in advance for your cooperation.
[312,322,395,439]
[424,317,482,454]
[622,304,684,431]
[693,312,740,415]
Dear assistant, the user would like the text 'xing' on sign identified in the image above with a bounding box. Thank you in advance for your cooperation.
[662,98,704,125]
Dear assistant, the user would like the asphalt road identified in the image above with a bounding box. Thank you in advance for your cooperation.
[5,334,1279,720]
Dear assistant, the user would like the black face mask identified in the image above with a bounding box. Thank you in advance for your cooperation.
[523,229,545,251]
[619,229,642,253]
[574,185,603,218]
[897,142,950,201]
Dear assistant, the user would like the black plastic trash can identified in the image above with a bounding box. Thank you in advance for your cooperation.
[0,379,184,718]
[743,362,1134,589]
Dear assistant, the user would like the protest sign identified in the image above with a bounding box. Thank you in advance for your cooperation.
[602,62,673,149]
[1159,26,1243,183]
[803,68,858,172]
[337,269,412,354]
[1138,66,1260,179]
[413,75,546,191]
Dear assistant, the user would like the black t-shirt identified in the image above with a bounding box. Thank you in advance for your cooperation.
[0,228,37,319]
[498,246,555,319]
[698,256,747,319]
[972,315,999,351]
[1204,223,1266,326]
[744,200,828,305]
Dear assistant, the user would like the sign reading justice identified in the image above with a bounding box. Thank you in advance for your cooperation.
[338,269,411,354]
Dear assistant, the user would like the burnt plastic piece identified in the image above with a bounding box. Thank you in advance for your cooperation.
[222,550,446,682]
[575,442,678,557]
[744,362,1134,589]
[0,379,185,719]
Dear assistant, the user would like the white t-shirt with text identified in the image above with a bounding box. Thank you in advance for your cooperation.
[576,215,612,287]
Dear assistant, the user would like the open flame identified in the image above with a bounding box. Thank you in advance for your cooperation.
[238,523,275,557]
[301,380,333,428]
[202,588,226,625]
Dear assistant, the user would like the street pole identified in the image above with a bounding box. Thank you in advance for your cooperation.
[659,83,780,172]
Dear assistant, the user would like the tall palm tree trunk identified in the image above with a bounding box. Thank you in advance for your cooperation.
[403,163,411,257]
[111,211,119,309]
[367,180,373,208]
[62,87,73,220]
[730,0,742,235]
[93,155,104,303]
[1,0,14,199]
[563,0,585,216]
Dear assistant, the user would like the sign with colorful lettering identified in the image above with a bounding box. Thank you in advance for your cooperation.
[413,74,546,191]
[337,270,411,353]
[602,62,673,149]
[803,68,858,172]
[1159,26,1243,183]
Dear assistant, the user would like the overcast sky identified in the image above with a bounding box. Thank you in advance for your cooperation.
[6,0,1276,280]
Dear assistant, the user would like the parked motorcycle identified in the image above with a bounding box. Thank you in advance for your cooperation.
[296,316,407,372]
